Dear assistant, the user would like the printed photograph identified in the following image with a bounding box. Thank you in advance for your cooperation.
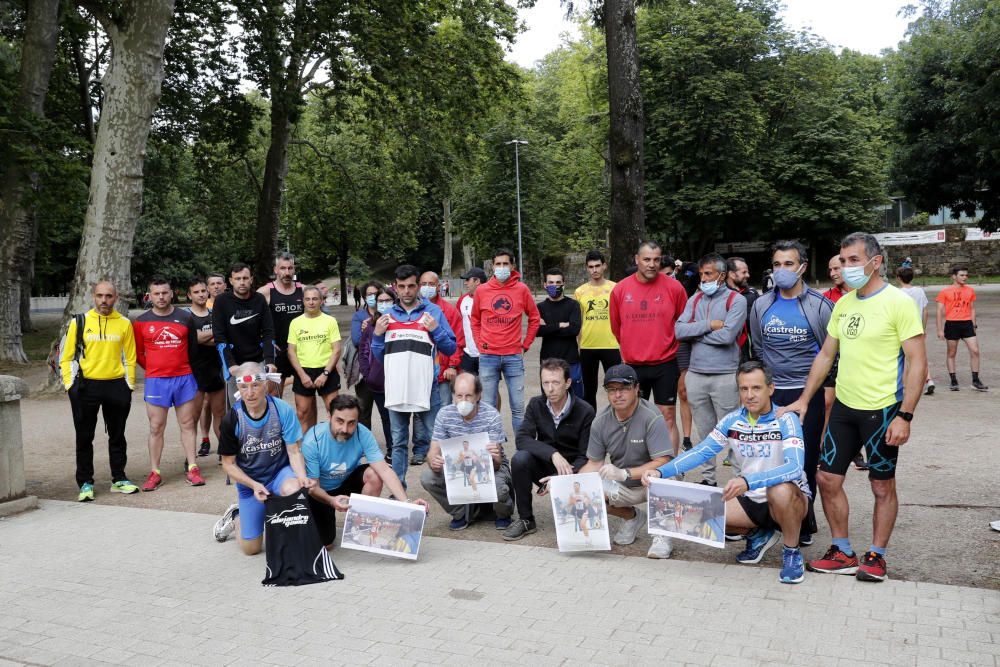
[340,494,426,561]
[647,478,726,549]
[439,432,498,504]
[548,472,611,552]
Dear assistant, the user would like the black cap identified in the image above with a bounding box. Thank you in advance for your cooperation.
[603,364,639,387]
[460,267,488,281]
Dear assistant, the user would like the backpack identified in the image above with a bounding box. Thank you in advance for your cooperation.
[340,336,361,388]
[49,313,87,381]
[687,291,746,349]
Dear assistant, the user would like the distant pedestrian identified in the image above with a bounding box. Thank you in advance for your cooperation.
[936,265,987,391]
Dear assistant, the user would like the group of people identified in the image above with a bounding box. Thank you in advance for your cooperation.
[61,231,948,584]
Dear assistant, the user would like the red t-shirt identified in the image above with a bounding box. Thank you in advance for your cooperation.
[823,285,848,303]
[936,284,976,321]
[134,309,196,378]
[609,273,688,364]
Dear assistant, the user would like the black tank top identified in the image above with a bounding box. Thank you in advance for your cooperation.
[269,283,304,345]
[187,309,220,372]
[262,490,344,586]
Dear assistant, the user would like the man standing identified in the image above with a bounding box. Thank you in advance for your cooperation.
[504,359,595,541]
[420,373,514,530]
[187,278,225,457]
[780,232,926,582]
[897,267,935,395]
[936,265,987,391]
[133,278,205,491]
[211,363,312,555]
[457,268,487,374]
[372,265,456,484]
[726,256,759,362]
[258,252,304,396]
[205,272,226,309]
[419,270,464,406]
[471,248,540,432]
[643,361,811,584]
[301,395,428,548]
[749,240,833,544]
[609,242,688,449]
[575,250,621,408]
[675,253,747,486]
[212,263,276,404]
[579,364,673,558]
[536,268,583,397]
[822,255,850,303]
[60,281,139,501]
[286,285,342,432]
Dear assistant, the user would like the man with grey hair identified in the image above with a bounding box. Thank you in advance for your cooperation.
[780,231,926,583]
[676,253,747,486]
[259,252,305,396]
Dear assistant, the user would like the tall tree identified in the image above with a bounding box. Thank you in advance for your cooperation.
[0,0,61,362]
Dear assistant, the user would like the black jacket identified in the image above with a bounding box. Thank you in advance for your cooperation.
[536,297,582,364]
[516,394,594,469]
[212,291,276,368]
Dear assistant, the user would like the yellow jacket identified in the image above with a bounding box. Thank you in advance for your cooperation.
[60,309,137,389]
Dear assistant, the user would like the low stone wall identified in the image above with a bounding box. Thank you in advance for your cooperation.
[883,227,1000,275]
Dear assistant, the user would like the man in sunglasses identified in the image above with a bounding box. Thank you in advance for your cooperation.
[212,362,313,555]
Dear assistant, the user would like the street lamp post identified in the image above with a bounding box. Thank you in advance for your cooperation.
[505,139,528,275]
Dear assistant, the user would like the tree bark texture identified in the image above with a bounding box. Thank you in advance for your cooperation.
[441,198,453,277]
[253,105,292,284]
[59,0,175,345]
[338,231,348,307]
[605,0,646,279]
[0,0,61,362]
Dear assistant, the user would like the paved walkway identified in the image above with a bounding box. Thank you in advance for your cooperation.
[1,501,998,666]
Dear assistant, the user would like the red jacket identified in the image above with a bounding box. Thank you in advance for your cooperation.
[470,270,541,355]
[431,296,464,382]
[609,273,688,365]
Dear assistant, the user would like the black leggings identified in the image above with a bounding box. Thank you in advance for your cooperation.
[580,348,621,408]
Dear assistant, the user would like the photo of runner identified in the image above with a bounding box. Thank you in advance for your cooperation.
[548,472,611,552]
[438,432,498,504]
[340,494,427,560]
[647,478,726,548]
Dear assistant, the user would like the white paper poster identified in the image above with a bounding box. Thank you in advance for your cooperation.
[964,227,1000,241]
[340,494,426,560]
[873,230,945,246]
[647,478,726,549]
[438,432,498,504]
[549,473,611,552]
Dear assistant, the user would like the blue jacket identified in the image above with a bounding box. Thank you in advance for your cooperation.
[748,284,833,359]
[371,298,457,363]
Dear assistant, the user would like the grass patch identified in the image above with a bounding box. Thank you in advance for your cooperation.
[0,320,61,377]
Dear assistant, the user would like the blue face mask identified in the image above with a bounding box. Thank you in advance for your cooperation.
[419,285,437,300]
[842,259,875,289]
[773,268,801,291]
[699,280,721,296]
[376,302,393,315]
[365,295,377,308]
[494,267,511,282]
[545,285,563,298]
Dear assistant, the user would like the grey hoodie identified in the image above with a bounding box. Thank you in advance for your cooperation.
[675,286,747,374]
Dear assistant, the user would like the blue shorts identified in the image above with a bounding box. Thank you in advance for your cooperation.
[144,374,198,408]
[235,465,298,540]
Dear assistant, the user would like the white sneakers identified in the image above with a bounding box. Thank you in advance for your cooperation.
[647,535,673,559]
[990,520,1000,532]
[213,503,239,542]
[613,506,646,546]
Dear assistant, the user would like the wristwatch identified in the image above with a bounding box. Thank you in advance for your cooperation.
[321,370,330,376]
[897,411,914,422]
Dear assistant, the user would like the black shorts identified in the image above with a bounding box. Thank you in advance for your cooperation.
[292,367,341,397]
[460,352,479,375]
[192,365,225,393]
[736,496,779,531]
[823,358,839,389]
[820,400,900,480]
[944,320,976,341]
[308,464,369,546]
[274,351,295,379]
[633,360,680,406]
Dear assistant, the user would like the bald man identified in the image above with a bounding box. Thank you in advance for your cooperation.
[418,270,464,411]
[60,281,139,501]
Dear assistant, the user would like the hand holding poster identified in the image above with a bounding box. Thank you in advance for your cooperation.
[647,478,726,549]
[340,494,427,561]
[548,472,611,552]
[438,432,498,504]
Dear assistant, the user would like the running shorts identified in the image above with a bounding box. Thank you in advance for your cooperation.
[944,320,976,341]
[820,400,901,480]
[632,360,680,406]
[144,374,198,408]
[292,367,341,397]
[235,465,299,540]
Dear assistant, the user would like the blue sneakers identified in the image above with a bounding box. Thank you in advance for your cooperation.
[780,547,805,584]
[449,516,469,531]
[736,528,781,564]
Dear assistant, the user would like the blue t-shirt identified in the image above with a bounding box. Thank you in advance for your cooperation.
[760,295,819,388]
[219,396,302,484]
[301,422,384,491]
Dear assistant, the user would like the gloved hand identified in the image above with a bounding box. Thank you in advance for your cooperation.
[599,463,628,482]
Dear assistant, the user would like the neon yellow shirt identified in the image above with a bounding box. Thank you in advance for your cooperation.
[287,313,341,368]
[574,281,619,349]
[59,309,137,390]
[827,284,923,410]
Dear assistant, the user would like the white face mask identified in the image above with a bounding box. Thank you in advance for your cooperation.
[419,285,437,300]
[456,400,475,417]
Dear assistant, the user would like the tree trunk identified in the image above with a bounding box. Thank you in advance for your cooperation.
[71,31,97,145]
[462,242,474,273]
[0,0,61,362]
[605,0,646,279]
[441,198,453,278]
[254,103,292,284]
[49,0,175,388]
[338,230,348,307]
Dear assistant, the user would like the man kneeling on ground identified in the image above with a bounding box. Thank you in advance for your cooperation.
[642,360,810,583]
[578,364,673,558]
[421,372,514,530]
[212,362,313,555]
[301,394,428,548]
[504,358,595,541]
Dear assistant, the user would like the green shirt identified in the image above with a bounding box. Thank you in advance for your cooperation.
[287,313,341,368]
[827,284,923,410]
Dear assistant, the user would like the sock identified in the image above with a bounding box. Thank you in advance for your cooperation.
[973,372,981,383]
[869,545,886,557]
[783,545,800,553]
[832,537,853,556]
[201,437,210,444]
[152,468,160,475]
[188,463,197,471]
[950,373,958,384]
